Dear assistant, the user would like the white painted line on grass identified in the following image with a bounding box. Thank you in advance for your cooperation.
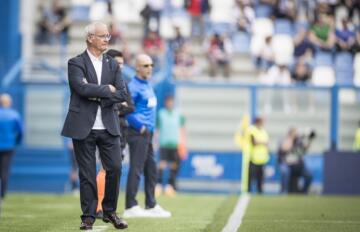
[92,225,108,232]
[222,194,251,232]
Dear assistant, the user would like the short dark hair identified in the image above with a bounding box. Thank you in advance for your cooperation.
[107,49,123,58]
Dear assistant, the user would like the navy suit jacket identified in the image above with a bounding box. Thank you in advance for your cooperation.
[61,51,127,139]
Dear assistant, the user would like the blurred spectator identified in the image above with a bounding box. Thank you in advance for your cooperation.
[170,26,187,53]
[292,60,311,83]
[108,22,123,45]
[308,14,336,51]
[293,28,315,66]
[352,29,360,54]
[262,64,292,85]
[0,94,23,199]
[140,0,165,36]
[36,0,71,45]
[255,35,275,71]
[248,117,269,194]
[335,18,356,52]
[184,0,211,42]
[353,120,360,152]
[143,31,165,71]
[206,33,232,78]
[272,0,297,22]
[285,129,315,194]
[278,127,298,193]
[173,44,197,79]
[342,0,360,21]
[234,0,255,32]
[155,95,186,197]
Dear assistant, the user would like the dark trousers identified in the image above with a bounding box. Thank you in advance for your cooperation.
[126,128,157,209]
[289,162,313,193]
[248,162,264,193]
[0,150,14,198]
[157,148,179,189]
[72,130,122,222]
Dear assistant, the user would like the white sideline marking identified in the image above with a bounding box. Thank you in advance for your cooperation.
[92,225,108,232]
[222,194,251,232]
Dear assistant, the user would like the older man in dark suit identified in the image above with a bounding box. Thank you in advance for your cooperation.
[62,22,128,230]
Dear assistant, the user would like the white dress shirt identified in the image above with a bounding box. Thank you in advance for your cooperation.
[87,50,106,130]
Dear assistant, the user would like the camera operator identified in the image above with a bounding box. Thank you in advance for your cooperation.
[279,128,315,194]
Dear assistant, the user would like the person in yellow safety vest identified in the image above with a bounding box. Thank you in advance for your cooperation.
[353,120,360,152]
[248,117,269,194]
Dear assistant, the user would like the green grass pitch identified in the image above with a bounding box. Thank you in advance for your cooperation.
[0,193,359,232]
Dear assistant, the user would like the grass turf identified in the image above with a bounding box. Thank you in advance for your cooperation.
[0,192,230,232]
[240,195,360,232]
[1,193,360,232]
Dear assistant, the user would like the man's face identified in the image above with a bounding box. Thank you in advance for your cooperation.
[88,25,110,52]
[136,56,153,79]
[114,56,124,68]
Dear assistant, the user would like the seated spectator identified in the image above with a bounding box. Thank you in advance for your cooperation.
[335,18,356,53]
[308,14,336,51]
[143,31,165,71]
[272,0,297,22]
[263,63,292,85]
[108,22,123,45]
[292,60,312,84]
[36,0,71,45]
[255,35,275,71]
[206,33,232,78]
[173,44,197,79]
[171,26,187,53]
[293,28,315,65]
[234,0,255,32]
[351,29,360,54]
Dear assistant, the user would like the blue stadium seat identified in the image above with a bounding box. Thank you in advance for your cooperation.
[255,4,273,18]
[314,51,333,66]
[70,6,90,21]
[336,70,354,85]
[208,22,234,37]
[274,19,294,35]
[232,32,250,53]
[335,52,353,72]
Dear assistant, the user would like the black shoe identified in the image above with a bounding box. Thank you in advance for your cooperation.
[103,212,128,229]
[96,210,103,219]
[79,219,94,230]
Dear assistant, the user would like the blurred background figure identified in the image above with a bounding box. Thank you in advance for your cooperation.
[248,117,269,194]
[67,139,79,195]
[206,33,232,78]
[184,0,211,42]
[155,95,186,198]
[353,120,360,153]
[285,128,316,194]
[278,127,297,194]
[0,94,23,199]
[143,30,165,72]
[36,0,71,45]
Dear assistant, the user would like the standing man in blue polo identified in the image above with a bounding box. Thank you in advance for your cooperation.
[124,54,171,218]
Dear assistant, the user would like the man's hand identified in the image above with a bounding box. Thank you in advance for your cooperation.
[108,85,116,93]
[121,102,128,107]
[140,125,147,135]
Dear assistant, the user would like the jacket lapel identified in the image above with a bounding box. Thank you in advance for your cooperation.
[82,51,99,84]
[101,55,110,85]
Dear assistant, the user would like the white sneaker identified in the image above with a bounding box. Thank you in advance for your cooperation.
[123,205,151,218]
[146,204,172,218]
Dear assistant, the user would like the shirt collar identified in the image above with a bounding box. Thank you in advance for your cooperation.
[87,49,103,62]
[134,76,148,83]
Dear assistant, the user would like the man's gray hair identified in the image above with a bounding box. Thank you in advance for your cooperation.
[84,21,107,40]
